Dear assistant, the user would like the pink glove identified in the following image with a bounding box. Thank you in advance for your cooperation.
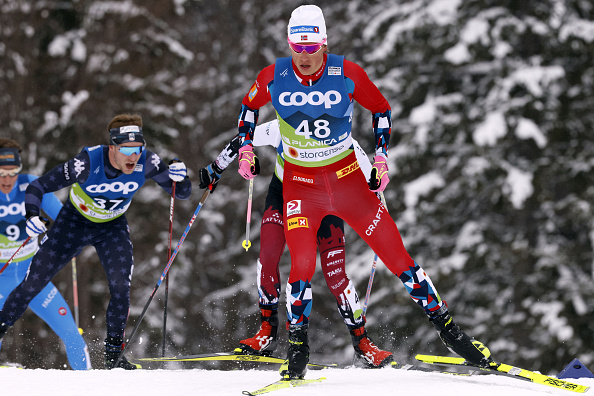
[368,155,389,192]
[238,145,260,180]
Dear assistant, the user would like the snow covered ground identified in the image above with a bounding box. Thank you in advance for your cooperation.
[2,363,592,396]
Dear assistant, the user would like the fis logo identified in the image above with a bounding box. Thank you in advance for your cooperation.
[287,217,308,230]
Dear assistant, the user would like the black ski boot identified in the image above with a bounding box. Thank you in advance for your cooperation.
[104,336,140,370]
[429,307,493,368]
[0,322,10,341]
[279,324,309,379]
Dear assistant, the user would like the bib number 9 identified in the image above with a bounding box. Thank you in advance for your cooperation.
[6,224,20,241]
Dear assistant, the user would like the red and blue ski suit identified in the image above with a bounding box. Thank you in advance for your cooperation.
[239,53,445,326]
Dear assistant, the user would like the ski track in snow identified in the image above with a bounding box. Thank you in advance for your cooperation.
[1,365,593,396]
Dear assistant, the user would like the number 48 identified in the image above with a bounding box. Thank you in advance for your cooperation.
[295,119,331,139]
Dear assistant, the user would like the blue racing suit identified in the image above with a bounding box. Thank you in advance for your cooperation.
[0,173,90,369]
[0,146,191,343]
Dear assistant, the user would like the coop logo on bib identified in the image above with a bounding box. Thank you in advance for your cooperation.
[278,90,341,109]
[0,202,25,217]
[86,181,139,195]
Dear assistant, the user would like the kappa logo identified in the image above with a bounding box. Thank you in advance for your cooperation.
[151,153,160,170]
[287,216,308,230]
[336,161,360,179]
[287,200,301,217]
[74,158,86,178]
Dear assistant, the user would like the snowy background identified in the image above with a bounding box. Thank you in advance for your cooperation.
[1,0,594,378]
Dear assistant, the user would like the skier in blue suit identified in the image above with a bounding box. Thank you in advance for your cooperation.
[0,138,90,370]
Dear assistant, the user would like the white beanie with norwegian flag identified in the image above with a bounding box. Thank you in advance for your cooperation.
[287,5,327,44]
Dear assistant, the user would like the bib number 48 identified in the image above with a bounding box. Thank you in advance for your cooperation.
[295,119,331,139]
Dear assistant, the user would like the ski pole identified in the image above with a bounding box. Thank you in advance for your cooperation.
[71,257,83,334]
[242,178,254,251]
[0,236,31,275]
[117,188,210,366]
[162,181,176,356]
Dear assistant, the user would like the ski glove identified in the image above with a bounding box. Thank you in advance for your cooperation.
[26,215,48,237]
[238,145,260,180]
[199,161,223,192]
[168,159,187,182]
[368,154,389,192]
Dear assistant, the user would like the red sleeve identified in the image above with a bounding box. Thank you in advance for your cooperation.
[241,64,275,109]
[343,59,391,113]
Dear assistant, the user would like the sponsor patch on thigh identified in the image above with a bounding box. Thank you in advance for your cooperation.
[291,172,315,185]
[287,216,309,230]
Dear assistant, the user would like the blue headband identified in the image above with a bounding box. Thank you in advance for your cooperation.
[0,147,21,167]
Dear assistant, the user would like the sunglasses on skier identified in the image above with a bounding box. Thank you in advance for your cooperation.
[116,145,145,156]
[287,38,327,55]
[0,165,22,177]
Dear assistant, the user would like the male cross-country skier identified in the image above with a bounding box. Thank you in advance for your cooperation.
[199,119,393,368]
[0,113,191,369]
[234,5,493,379]
[0,138,90,370]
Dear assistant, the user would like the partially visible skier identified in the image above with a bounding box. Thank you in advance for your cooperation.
[0,138,90,370]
